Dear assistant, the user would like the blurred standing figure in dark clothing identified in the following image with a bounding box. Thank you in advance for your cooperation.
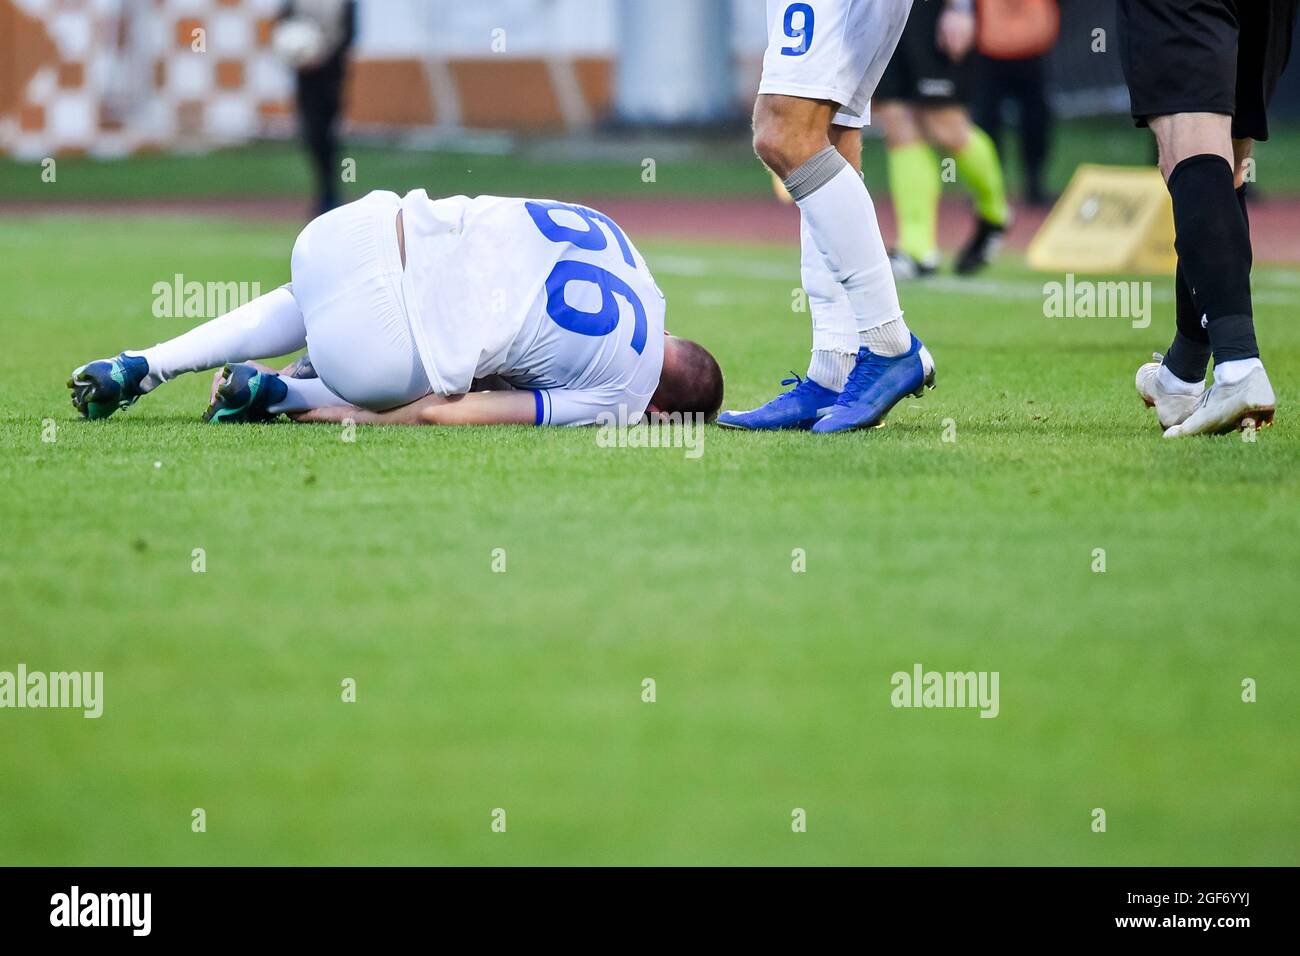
[273,0,357,215]
[971,0,1059,206]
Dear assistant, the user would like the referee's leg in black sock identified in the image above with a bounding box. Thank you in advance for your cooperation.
[1164,152,1259,365]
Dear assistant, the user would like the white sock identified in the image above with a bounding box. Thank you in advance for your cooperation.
[267,375,352,414]
[800,217,859,357]
[130,285,306,390]
[860,317,912,357]
[799,216,858,390]
[807,349,855,391]
[786,148,911,357]
[1157,363,1204,394]
[1213,357,1264,386]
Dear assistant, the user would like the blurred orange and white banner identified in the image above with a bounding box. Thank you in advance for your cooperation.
[0,0,771,158]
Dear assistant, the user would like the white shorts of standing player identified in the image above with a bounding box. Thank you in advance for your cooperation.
[290,189,431,410]
[757,0,914,128]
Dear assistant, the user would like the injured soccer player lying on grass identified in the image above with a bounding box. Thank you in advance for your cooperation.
[68,190,724,427]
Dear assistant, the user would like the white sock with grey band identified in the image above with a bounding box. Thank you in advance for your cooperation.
[784,147,913,359]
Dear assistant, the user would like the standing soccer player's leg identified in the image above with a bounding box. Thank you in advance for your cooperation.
[716,96,870,429]
[873,0,946,277]
[952,121,1009,228]
[918,106,1009,275]
[878,102,942,275]
[752,93,933,434]
[718,0,924,431]
[1149,114,1273,431]
[1150,143,1253,407]
[944,115,1009,230]
[802,124,873,393]
[1153,115,1254,363]
[754,95,910,358]
[1117,0,1289,435]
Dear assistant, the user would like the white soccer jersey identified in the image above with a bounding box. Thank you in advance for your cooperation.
[398,191,665,426]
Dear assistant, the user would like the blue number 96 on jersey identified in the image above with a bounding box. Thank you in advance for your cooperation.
[525,200,648,355]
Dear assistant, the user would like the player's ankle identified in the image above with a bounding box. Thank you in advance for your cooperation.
[124,349,163,392]
[807,349,855,392]
[1213,357,1264,386]
[1156,364,1203,395]
[860,317,911,357]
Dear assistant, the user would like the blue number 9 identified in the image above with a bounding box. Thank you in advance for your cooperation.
[781,2,814,56]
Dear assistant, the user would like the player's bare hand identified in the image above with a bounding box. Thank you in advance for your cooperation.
[289,405,361,424]
[937,9,976,62]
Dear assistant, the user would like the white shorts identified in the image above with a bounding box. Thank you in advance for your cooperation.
[290,191,430,411]
[757,0,914,127]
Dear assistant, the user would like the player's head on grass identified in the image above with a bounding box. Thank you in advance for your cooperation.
[651,335,725,422]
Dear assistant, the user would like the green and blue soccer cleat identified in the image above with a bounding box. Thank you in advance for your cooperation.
[68,352,150,420]
[204,363,288,424]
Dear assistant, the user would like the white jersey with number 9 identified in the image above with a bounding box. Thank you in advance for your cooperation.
[758,0,913,128]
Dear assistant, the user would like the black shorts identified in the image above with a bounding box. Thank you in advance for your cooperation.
[1117,0,1299,141]
[875,0,971,106]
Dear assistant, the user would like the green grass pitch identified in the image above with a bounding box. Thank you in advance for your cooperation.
[1,214,1297,865]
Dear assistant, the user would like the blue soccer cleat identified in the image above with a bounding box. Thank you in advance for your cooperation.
[716,374,840,431]
[811,336,935,434]
[68,352,150,420]
[204,363,288,424]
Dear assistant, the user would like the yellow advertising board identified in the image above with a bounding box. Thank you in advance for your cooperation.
[1027,164,1176,275]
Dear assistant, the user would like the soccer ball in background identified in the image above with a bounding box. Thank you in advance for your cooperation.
[271,18,329,70]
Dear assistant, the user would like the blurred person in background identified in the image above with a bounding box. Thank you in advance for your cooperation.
[103,0,155,131]
[875,0,1011,277]
[273,0,356,215]
[970,0,1060,208]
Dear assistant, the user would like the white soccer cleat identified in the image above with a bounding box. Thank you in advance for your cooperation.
[1162,366,1276,438]
[1136,354,1204,430]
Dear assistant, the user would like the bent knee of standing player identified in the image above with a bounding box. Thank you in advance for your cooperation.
[1149,113,1234,182]
[752,94,835,179]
